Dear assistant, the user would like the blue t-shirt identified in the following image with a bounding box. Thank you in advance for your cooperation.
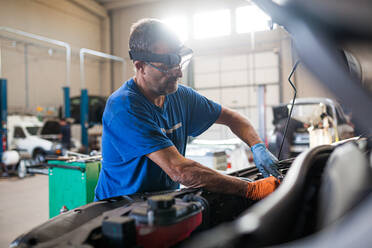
[94,78,221,200]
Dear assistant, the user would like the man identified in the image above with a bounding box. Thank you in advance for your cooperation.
[95,19,281,201]
[59,118,71,150]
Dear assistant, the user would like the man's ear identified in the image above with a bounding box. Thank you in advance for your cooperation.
[134,61,145,74]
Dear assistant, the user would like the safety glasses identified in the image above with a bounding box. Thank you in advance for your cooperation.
[144,62,180,74]
[129,45,193,72]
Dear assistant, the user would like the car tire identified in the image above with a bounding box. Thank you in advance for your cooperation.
[33,149,46,163]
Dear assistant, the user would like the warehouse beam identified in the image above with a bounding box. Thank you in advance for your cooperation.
[79,48,125,150]
[0,27,72,117]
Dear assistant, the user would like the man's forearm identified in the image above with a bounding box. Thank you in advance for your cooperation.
[217,108,262,147]
[147,146,278,200]
[175,159,248,197]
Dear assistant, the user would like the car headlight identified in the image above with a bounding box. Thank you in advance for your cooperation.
[52,143,63,155]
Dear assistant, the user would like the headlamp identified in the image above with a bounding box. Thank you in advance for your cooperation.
[129,45,193,70]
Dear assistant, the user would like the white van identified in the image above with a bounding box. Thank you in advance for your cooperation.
[7,115,63,161]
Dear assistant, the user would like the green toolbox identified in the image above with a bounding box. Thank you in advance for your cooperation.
[48,160,101,218]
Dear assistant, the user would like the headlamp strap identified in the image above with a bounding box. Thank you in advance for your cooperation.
[128,50,181,66]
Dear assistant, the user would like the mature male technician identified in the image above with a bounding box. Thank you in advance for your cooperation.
[95,19,281,201]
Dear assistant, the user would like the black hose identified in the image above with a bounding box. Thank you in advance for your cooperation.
[278,60,300,160]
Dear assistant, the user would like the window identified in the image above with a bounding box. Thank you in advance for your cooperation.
[236,5,271,33]
[26,126,40,135]
[162,16,188,42]
[14,127,26,138]
[194,9,231,39]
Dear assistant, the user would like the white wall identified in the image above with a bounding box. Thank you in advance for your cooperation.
[109,0,337,140]
[0,0,112,115]
[0,0,339,134]
[194,51,280,140]
[279,37,336,102]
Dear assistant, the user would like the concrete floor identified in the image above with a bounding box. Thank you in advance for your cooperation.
[0,174,49,247]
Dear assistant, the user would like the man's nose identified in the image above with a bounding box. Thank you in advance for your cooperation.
[171,65,182,78]
[168,66,183,77]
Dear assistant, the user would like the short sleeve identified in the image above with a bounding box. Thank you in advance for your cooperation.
[105,96,173,162]
[185,87,221,137]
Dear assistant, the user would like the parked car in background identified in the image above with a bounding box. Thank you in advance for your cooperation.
[7,115,63,161]
[38,118,82,152]
[269,98,354,157]
[57,95,106,151]
[59,95,106,124]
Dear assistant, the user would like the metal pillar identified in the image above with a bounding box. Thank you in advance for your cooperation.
[63,87,70,118]
[79,48,125,151]
[0,79,7,161]
[257,84,266,143]
[24,44,29,109]
[80,89,89,152]
[0,47,2,78]
[80,48,125,90]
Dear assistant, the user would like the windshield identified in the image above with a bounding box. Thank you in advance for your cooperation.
[26,126,40,135]
[41,121,61,135]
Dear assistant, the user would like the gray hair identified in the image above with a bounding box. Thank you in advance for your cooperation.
[129,18,181,54]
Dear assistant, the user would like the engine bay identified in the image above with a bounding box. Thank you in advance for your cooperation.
[10,157,293,248]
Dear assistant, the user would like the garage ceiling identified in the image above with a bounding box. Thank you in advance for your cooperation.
[94,0,165,10]
[95,0,252,10]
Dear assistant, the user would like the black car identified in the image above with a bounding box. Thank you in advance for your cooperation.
[269,98,355,158]
[59,95,106,124]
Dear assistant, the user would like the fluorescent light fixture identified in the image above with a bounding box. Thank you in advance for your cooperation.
[162,16,188,42]
[194,9,231,39]
[236,5,271,33]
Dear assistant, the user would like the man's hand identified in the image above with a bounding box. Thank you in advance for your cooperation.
[251,143,280,178]
[246,176,280,200]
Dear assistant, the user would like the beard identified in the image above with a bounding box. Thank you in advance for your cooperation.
[156,76,179,95]
[165,76,179,93]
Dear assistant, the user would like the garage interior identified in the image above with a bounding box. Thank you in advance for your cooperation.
[0,0,371,247]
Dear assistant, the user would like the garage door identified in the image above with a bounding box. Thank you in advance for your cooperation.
[193,51,280,140]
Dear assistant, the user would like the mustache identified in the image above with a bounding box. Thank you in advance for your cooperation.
[167,76,179,83]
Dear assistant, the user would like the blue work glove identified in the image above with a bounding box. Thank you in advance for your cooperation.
[251,143,280,178]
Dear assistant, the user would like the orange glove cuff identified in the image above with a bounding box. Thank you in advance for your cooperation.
[246,176,280,200]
